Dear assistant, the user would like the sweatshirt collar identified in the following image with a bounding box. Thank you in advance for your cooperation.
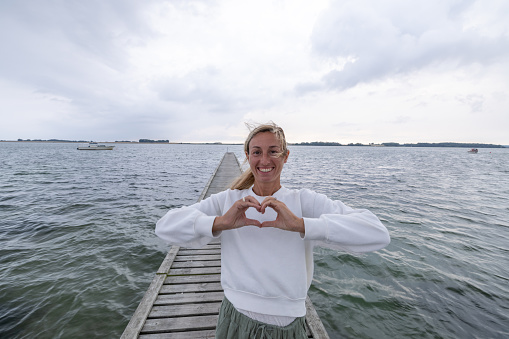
[249,186,285,199]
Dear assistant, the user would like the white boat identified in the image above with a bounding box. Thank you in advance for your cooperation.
[468,148,478,154]
[77,142,115,150]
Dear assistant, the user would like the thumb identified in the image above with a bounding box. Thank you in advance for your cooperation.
[261,220,277,228]
[244,218,262,227]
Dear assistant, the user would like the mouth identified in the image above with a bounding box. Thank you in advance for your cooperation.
[258,167,274,173]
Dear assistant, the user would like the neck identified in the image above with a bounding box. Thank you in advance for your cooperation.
[252,182,281,196]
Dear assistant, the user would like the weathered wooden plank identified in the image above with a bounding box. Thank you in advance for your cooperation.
[167,267,221,276]
[197,153,232,201]
[121,274,167,339]
[200,153,242,201]
[180,246,220,252]
[156,246,181,274]
[121,244,184,338]
[305,296,330,338]
[160,282,222,294]
[164,274,220,285]
[174,254,221,262]
[155,292,224,306]
[149,302,222,318]
[200,244,222,249]
[139,330,216,339]
[143,308,321,338]
[141,315,218,334]
[171,260,221,269]
[177,249,221,256]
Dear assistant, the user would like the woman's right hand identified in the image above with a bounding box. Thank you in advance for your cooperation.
[212,196,262,232]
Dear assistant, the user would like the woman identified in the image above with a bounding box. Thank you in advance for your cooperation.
[155,122,390,338]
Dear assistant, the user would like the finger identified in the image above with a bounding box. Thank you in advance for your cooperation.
[259,202,271,214]
[260,197,272,209]
[241,196,261,206]
[245,218,262,227]
[261,196,276,204]
[260,198,279,213]
[240,202,263,212]
[261,220,277,228]
[239,197,262,213]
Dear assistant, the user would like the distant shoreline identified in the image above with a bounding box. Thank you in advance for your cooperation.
[293,142,507,148]
[0,140,243,145]
[1,140,507,148]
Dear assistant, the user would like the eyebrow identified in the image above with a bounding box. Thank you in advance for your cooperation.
[250,145,280,149]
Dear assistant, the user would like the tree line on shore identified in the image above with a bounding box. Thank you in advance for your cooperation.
[14,138,169,143]
[294,142,506,148]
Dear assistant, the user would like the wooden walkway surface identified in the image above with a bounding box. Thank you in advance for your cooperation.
[121,152,330,338]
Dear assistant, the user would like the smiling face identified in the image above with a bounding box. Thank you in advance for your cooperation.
[246,131,289,196]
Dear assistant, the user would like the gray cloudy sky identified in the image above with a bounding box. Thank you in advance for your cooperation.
[1,0,508,144]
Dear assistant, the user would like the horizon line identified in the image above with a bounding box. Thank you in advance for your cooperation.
[2,139,508,147]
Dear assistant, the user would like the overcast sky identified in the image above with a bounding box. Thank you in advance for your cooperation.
[1,0,508,144]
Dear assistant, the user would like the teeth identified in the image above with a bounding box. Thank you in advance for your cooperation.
[259,168,273,172]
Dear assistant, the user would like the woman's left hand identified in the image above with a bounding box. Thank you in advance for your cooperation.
[259,197,305,234]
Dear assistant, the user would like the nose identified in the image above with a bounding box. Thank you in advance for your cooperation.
[261,152,271,164]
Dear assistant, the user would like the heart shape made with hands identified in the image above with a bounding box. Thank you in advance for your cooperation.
[240,195,304,233]
[243,195,278,214]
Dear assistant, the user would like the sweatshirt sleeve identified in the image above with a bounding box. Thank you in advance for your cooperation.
[301,189,390,253]
[155,191,226,248]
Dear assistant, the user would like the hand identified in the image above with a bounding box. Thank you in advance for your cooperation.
[212,196,262,232]
[259,197,305,233]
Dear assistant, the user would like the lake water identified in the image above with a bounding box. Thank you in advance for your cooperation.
[1,142,508,338]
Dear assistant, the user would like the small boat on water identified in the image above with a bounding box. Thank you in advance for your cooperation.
[468,148,478,154]
[77,142,115,150]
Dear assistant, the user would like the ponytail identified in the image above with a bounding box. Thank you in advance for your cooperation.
[230,167,255,190]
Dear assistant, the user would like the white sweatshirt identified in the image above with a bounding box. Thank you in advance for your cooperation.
[155,186,390,318]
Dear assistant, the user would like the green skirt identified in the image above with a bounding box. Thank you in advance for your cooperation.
[215,297,307,339]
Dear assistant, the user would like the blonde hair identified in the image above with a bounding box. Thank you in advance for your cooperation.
[230,122,288,190]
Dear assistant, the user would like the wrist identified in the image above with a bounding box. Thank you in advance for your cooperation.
[297,218,305,234]
[212,216,224,232]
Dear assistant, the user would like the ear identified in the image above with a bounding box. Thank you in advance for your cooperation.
[283,149,290,163]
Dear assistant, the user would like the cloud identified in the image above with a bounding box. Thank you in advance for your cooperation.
[456,94,484,113]
[0,1,158,126]
[1,1,153,75]
[0,0,508,144]
[153,66,244,114]
[305,0,509,91]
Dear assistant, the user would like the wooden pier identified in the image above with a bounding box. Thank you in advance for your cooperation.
[122,152,330,338]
